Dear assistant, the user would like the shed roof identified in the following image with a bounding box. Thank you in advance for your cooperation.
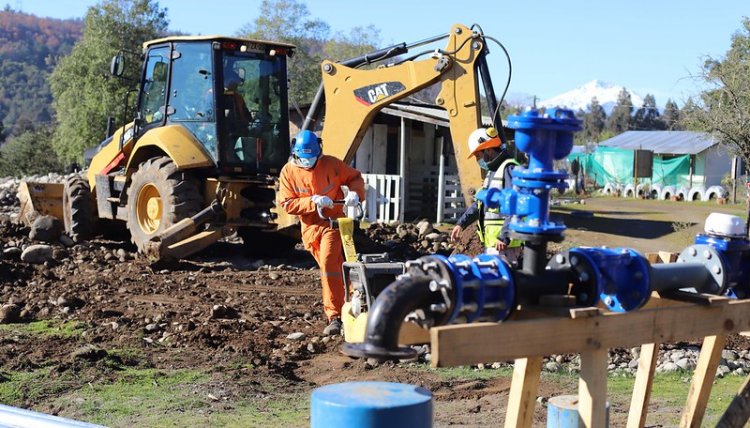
[599,131,716,155]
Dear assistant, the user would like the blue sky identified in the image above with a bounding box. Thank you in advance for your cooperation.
[16,0,749,106]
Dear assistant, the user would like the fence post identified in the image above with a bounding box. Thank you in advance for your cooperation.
[436,136,445,223]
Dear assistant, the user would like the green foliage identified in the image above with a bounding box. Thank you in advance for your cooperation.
[50,0,168,163]
[580,96,607,143]
[0,127,65,176]
[238,0,380,106]
[0,9,82,136]
[662,99,681,130]
[682,18,750,165]
[633,94,664,130]
[606,88,634,134]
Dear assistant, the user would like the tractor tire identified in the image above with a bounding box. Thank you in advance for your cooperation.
[63,176,96,243]
[126,156,202,252]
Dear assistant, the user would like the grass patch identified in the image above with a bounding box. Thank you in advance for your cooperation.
[413,364,515,381]
[544,370,745,426]
[0,368,81,406]
[0,319,84,338]
[46,368,308,428]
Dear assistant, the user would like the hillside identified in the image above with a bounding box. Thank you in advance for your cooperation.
[0,9,82,137]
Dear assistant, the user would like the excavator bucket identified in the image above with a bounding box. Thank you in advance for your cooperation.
[17,181,65,225]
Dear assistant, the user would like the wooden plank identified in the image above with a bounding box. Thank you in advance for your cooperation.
[504,357,542,428]
[626,342,660,428]
[430,299,750,367]
[680,334,727,427]
[570,307,603,319]
[657,290,731,306]
[579,348,608,428]
[646,252,661,264]
[658,250,678,263]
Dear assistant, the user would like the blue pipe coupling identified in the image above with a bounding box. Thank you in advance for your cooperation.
[409,254,516,324]
[567,247,651,312]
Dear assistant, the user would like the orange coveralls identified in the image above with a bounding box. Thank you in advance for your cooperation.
[279,155,366,320]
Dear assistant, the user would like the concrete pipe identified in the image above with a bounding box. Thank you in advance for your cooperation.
[703,185,727,202]
[688,186,706,202]
[659,185,675,201]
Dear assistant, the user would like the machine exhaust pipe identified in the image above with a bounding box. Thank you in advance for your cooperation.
[341,273,436,361]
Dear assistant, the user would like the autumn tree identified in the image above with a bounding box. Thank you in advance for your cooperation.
[50,0,168,162]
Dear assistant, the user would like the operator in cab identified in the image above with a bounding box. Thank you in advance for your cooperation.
[450,127,523,266]
[279,130,366,336]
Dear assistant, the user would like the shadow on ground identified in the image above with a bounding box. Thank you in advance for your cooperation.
[554,211,697,240]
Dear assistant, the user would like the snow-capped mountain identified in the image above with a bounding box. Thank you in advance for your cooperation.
[537,80,644,115]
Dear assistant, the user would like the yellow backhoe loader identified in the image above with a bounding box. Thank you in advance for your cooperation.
[18,23,506,271]
[20,35,301,261]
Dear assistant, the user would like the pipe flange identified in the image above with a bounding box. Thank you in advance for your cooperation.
[546,249,599,307]
[407,255,456,326]
[677,244,727,294]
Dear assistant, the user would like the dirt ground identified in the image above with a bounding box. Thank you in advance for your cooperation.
[1,196,749,427]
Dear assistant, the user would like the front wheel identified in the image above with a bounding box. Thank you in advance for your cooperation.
[63,176,96,242]
[126,156,202,252]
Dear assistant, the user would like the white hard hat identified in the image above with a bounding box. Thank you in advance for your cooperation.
[466,127,502,159]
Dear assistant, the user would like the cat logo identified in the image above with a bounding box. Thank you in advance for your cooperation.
[353,82,406,106]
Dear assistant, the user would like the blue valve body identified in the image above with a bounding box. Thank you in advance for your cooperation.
[695,233,750,298]
[570,247,650,312]
[477,108,582,236]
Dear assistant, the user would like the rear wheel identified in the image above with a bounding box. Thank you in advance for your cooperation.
[63,176,96,242]
[126,156,202,252]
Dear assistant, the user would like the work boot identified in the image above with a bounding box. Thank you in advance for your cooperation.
[323,317,342,336]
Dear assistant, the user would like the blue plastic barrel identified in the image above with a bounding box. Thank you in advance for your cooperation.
[547,395,609,427]
[311,381,432,428]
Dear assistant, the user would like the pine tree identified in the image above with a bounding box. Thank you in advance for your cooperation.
[582,96,606,142]
[606,88,633,135]
[50,0,168,163]
[633,94,662,130]
[662,99,680,130]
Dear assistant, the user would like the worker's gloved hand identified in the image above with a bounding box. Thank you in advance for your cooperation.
[312,194,334,209]
[344,192,360,207]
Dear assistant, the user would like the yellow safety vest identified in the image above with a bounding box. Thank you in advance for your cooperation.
[476,159,523,249]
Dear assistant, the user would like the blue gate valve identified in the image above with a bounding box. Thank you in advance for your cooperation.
[477,108,582,238]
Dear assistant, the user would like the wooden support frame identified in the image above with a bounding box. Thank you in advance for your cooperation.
[429,297,750,427]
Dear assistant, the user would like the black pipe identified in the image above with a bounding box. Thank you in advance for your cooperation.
[649,262,716,293]
[341,273,440,361]
[476,51,508,148]
[523,241,548,276]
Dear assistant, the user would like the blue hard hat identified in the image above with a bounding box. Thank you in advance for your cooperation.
[292,130,321,159]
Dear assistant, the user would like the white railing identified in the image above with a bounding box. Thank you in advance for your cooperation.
[362,174,402,223]
[441,174,466,221]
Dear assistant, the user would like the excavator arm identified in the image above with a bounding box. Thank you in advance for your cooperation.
[314,23,505,203]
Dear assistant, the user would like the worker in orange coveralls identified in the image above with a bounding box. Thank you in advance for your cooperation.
[279,130,366,336]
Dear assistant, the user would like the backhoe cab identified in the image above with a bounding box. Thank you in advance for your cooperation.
[20,36,299,261]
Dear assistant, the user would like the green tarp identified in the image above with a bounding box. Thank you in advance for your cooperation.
[569,147,691,187]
